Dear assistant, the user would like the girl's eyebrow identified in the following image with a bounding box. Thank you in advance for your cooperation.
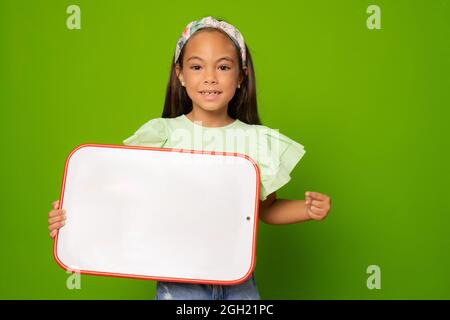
[187,56,234,63]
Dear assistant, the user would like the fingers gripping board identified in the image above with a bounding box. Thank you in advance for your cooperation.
[54,144,260,285]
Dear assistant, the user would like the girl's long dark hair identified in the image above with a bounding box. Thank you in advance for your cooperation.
[162,23,262,125]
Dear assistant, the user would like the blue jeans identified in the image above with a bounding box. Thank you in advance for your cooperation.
[155,273,260,300]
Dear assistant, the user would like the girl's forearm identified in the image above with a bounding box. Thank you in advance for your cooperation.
[259,199,311,225]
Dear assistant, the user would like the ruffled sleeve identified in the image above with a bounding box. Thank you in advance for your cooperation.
[257,128,306,201]
[122,118,168,148]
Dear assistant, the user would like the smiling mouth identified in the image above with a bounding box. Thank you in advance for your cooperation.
[199,91,222,96]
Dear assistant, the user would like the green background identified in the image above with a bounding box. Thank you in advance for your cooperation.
[1,0,449,299]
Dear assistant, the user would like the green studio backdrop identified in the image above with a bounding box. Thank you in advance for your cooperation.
[1,0,449,299]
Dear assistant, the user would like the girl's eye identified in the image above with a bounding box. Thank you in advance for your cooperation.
[189,65,231,71]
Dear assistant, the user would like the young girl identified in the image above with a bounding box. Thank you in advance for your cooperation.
[48,16,331,300]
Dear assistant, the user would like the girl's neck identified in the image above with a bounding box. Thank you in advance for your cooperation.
[185,109,235,128]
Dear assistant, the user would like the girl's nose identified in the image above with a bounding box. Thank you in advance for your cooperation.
[203,70,217,84]
[204,79,217,84]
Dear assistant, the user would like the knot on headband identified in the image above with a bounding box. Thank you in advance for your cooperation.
[174,16,247,69]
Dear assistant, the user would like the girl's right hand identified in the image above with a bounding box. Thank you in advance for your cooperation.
[48,200,66,238]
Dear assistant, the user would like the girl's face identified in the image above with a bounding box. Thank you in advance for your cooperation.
[176,30,244,115]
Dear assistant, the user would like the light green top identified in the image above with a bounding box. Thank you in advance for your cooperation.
[123,114,306,201]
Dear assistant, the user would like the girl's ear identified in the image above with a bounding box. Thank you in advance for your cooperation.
[239,67,248,86]
[175,64,185,85]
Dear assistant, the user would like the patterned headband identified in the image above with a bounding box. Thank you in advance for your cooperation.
[174,16,247,69]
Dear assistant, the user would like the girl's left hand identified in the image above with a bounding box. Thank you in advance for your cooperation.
[305,191,331,221]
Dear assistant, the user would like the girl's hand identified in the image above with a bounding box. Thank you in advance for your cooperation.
[48,200,66,238]
[305,191,331,221]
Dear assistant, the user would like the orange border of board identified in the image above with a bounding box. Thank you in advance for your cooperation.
[53,143,261,285]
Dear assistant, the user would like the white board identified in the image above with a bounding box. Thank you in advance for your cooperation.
[53,144,260,285]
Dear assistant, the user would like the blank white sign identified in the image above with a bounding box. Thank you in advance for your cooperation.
[54,144,260,285]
